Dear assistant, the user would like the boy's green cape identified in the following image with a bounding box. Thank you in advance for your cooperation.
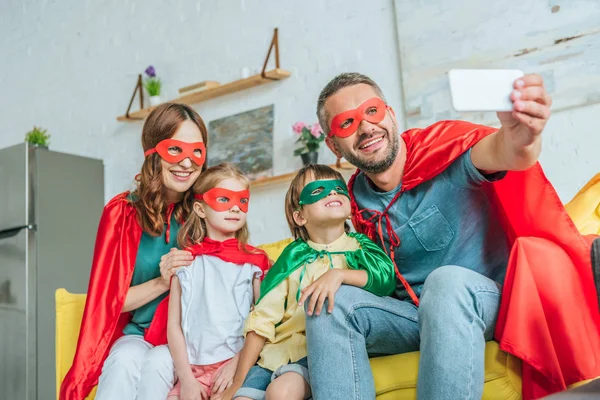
[257,232,396,304]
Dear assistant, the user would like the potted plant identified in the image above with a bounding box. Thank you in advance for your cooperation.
[144,65,162,106]
[25,126,51,148]
[293,122,326,165]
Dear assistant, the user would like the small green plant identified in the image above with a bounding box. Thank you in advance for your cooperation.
[25,126,51,147]
[143,65,162,96]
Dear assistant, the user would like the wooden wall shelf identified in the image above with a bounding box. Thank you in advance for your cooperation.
[251,162,355,188]
[117,68,291,121]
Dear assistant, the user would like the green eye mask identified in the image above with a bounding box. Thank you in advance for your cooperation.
[298,179,350,206]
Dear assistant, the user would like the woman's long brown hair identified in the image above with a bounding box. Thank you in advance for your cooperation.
[132,103,208,236]
[177,163,253,253]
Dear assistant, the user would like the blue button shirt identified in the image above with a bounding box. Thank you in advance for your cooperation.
[352,149,509,300]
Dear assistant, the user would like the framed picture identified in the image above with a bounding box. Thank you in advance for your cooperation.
[208,105,274,180]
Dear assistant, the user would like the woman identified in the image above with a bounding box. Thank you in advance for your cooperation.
[60,103,208,400]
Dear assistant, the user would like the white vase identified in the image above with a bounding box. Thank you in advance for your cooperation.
[149,95,162,106]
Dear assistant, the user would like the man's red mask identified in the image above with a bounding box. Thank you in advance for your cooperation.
[144,139,206,166]
[195,188,250,213]
[329,97,389,138]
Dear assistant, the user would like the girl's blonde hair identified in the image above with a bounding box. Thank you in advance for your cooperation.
[285,164,350,241]
[177,163,252,252]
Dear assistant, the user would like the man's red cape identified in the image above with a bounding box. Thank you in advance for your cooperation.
[144,237,271,346]
[59,194,269,400]
[348,120,600,399]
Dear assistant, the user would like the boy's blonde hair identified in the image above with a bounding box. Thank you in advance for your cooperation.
[177,163,252,251]
[285,164,351,241]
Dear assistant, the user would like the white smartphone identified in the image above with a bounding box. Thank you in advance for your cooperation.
[448,69,524,112]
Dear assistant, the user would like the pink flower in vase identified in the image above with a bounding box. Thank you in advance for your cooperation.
[292,122,306,134]
[310,123,323,138]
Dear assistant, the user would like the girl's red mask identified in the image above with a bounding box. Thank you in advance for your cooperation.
[144,139,206,166]
[195,188,250,213]
[329,97,389,138]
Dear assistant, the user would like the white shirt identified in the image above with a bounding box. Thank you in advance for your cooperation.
[176,255,262,365]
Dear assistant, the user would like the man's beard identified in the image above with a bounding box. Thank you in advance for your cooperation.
[337,125,400,174]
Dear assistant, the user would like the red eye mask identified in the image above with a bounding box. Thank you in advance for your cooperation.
[195,188,250,213]
[144,139,206,166]
[329,97,389,138]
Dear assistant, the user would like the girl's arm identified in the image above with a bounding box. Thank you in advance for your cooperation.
[211,273,265,397]
[216,279,289,399]
[167,276,196,385]
[252,276,261,304]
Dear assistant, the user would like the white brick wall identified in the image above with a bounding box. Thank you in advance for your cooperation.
[392,0,600,203]
[1,0,598,244]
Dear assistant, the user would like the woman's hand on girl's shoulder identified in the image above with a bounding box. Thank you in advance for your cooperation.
[159,248,194,287]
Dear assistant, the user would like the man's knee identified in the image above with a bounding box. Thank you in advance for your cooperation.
[421,265,474,299]
[418,265,477,320]
[419,265,501,334]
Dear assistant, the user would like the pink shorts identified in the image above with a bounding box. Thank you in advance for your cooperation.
[168,358,232,397]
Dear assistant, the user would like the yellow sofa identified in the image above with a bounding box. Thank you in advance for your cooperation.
[58,170,600,399]
[56,237,522,399]
[565,172,600,235]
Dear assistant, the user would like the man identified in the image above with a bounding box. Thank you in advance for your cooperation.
[303,73,600,399]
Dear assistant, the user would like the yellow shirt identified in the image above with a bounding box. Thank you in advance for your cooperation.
[244,233,359,371]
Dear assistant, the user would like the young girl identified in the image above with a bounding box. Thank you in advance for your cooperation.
[215,164,396,400]
[166,163,270,400]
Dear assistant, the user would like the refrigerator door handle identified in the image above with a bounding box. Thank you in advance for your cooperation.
[0,225,36,240]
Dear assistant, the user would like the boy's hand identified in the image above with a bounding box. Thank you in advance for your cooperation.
[180,378,207,400]
[212,355,239,394]
[211,383,240,400]
[298,269,344,316]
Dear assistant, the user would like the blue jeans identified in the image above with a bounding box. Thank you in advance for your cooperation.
[234,358,310,400]
[305,265,501,400]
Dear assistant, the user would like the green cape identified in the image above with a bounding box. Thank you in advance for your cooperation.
[257,232,395,304]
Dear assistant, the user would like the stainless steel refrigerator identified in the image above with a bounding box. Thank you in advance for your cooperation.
[0,143,104,400]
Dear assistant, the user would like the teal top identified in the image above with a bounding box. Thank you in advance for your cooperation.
[123,212,181,336]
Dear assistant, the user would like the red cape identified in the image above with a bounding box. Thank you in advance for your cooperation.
[348,120,600,399]
[60,193,142,400]
[145,237,271,346]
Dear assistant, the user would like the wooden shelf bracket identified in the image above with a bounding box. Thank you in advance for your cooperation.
[124,74,144,120]
[261,28,281,81]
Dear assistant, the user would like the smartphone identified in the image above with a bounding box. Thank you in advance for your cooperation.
[448,69,524,112]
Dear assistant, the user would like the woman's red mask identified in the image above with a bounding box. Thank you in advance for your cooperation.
[144,139,206,166]
[329,97,389,138]
[195,188,250,213]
